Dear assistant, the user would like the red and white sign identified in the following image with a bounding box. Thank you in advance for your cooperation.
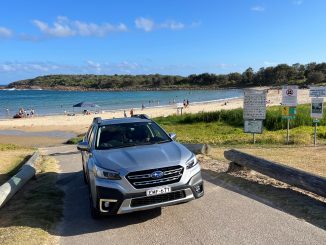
[282,85,298,106]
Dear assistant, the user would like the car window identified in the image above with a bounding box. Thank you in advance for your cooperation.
[88,126,96,147]
[96,122,171,150]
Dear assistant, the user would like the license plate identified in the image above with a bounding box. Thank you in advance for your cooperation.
[146,186,171,196]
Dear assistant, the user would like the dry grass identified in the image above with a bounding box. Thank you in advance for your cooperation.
[209,145,326,177]
[0,145,34,185]
[0,156,64,245]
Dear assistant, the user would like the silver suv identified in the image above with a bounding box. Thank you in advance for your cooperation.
[77,115,204,218]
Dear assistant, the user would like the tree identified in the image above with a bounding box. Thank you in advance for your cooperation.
[307,71,324,84]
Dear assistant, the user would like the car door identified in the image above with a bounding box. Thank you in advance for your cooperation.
[82,125,95,173]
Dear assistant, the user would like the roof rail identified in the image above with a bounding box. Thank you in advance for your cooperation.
[131,114,151,120]
[93,117,102,124]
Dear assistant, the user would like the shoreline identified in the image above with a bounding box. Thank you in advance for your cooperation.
[0,95,244,120]
[0,89,311,135]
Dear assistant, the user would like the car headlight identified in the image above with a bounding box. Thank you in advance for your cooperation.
[186,155,198,169]
[93,165,121,180]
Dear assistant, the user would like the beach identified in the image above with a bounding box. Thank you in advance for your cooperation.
[0,89,311,138]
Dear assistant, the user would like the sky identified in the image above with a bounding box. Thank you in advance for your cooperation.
[0,0,326,84]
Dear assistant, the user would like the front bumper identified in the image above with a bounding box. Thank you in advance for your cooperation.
[96,171,204,215]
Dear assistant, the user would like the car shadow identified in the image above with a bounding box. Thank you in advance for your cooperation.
[55,170,162,237]
[201,169,326,230]
[48,151,80,156]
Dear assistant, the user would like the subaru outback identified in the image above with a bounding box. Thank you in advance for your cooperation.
[77,115,204,218]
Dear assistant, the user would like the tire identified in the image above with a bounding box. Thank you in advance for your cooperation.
[89,188,101,219]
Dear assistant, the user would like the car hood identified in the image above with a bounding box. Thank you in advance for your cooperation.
[93,141,192,174]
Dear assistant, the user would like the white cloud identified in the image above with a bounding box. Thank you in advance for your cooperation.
[0,62,62,72]
[135,17,187,32]
[0,27,13,38]
[251,6,265,12]
[135,17,155,32]
[293,0,303,5]
[32,16,127,37]
[160,20,185,30]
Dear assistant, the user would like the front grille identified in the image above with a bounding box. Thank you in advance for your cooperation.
[130,190,186,207]
[126,166,184,189]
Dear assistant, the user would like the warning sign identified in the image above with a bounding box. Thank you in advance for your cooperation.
[282,86,298,106]
[243,89,267,120]
[310,86,326,98]
[282,106,297,119]
[311,98,324,119]
[244,120,263,134]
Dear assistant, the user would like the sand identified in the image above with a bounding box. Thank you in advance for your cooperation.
[0,89,311,135]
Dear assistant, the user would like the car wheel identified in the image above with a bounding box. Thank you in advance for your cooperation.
[89,188,101,219]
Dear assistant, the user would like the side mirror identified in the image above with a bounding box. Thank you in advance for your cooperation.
[77,141,90,151]
[169,133,177,141]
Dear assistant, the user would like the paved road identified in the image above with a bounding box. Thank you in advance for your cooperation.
[41,145,326,245]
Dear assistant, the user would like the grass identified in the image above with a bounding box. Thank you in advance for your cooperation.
[154,104,326,146]
[65,133,84,144]
[158,121,326,145]
[0,144,34,185]
[0,156,64,245]
[65,104,326,146]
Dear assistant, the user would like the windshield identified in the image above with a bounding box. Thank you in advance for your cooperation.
[95,122,172,150]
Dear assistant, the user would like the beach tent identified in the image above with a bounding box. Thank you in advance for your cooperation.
[73,102,99,108]
[72,101,100,113]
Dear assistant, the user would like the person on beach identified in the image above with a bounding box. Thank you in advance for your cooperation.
[142,103,145,110]
[124,110,127,117]
[186,99,189,107]
[130,108,134,117]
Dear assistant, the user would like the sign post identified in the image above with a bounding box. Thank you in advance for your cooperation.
[310,97,324,146]
[282,86,298,144]
[243,89,266,143]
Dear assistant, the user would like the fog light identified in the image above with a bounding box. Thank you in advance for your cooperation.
[194,184,202,193]
[104,201,110,208]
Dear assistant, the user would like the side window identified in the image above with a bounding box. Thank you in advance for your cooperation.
[88,126,96,147]
[85,125,93,142]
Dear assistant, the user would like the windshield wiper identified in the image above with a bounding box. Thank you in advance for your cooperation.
[154,139,171,144]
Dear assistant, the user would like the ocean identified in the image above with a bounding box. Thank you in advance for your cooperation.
[0,89,243,118]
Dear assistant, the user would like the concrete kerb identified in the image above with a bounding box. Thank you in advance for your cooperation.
[0,151,40,208]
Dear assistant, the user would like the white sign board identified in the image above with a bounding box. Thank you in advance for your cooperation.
[176,103,184,108]
[310,86,326,97]
[243,90,267,120]
[244,120,263,134]
[282,85,298,106]
[311,98,324,119]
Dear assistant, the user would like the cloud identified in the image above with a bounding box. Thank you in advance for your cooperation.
[32,16,127,37]
[135,17,155,32]
[0,62,63,72]
[135,17,188,32]
[251,6,265,12]
[292,0,303,5]
[0,27,13,38]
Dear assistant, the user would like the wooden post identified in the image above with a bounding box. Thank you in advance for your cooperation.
[314,121,317,146]
[224,149,326,197]
[252,133,256,144]
[286,118,290,144]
